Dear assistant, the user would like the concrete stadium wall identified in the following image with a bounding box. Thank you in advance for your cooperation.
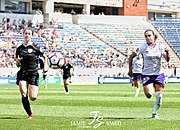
[0,13,43,26]
[0,67,175,77]
[44,13,73,23]
[77,15,147,24]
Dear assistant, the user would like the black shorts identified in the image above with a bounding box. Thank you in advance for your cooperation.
[39,58,44,70]
[63,74,71,80]
[16,70,39,86]
[43,71,48,79]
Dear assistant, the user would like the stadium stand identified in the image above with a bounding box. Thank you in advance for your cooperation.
[0,13,179,77]
[152,19,180,56]
[151,18,180,67]
[79,23,147,55]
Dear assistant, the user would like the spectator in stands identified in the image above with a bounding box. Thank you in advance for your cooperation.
[15,28,48,119]
[27,20,33,28]
[91,11,94,15]
[12,19,18,31]
[128,29,170,119]
[52,29,59,39]
[36,8,42,15]
[71,9,76,15]
[18,19,22,29]
[125,39,133,44]
[37,28,42,37]
[2,17,6,24]
[6,17,11,30]
[81,8,86,15]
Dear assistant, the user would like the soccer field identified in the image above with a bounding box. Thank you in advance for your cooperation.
[0,84,179,130]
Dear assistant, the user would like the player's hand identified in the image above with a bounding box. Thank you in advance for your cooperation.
[16,55,23,61]
[128,70,133,77]
[164,47,170,62]
[164,47,169,53]
[16,55,23,67]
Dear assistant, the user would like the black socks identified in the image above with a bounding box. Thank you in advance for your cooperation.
[64,86,68,92]
[22,97,32,116]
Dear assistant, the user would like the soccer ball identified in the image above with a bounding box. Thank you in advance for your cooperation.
[47,52,64,69]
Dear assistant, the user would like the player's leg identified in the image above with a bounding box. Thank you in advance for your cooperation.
[29,85,38,101]
[135,79,141,97]
[29,71,39,101]
[43,71,48,89]
[142,75,154,98]
[26,86,37,119]
[17,71,33,119]
[134,74,142,97]
[63,76,70,94]
[27,71,39,119]
[151,84,164,119]
[132,80,135,88]
[143,83,154,99]
[152,74,165,119]
[19,80,33,119]
[69,75,72,83]
[131,75,135,88]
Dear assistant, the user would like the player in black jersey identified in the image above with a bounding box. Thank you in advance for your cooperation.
[60,58,74,94]
[38,57,48,89]
[16,28,48,119]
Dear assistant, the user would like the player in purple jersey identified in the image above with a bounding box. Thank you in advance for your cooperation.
[16,28,48,119]
[132,53,143,97]
[128,29,170,119]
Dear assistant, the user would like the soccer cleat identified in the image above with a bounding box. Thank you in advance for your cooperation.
[44,85,47,89]
[135,94,138,97]
[152,113,160,120]
[131,83,134,88]
[65,92,69,95]
[27,114,33,120]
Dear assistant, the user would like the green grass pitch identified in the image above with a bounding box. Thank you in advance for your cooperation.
[0,84,179,130]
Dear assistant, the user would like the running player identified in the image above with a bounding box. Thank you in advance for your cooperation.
[128,29,170,119]
[60,58,74,94]
[16,28,48,119]
[132,53,143,97]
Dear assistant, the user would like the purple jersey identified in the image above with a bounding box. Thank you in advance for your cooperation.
[133,56,143,73]
[136,42,165,75]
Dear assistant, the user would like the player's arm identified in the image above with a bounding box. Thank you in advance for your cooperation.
[15,47,22,67]
[16,55,22,67]
[163,47,170,62]
[71,66,75,76]
[128,51,137,77]
[59,68,63,75]
[42,53,49,72]
[36,47,49,72]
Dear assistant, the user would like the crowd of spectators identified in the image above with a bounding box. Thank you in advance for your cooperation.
[0,17,132,70]
[0,17,177,77]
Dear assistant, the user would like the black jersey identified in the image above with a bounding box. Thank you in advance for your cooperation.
[38,58,44,70]
[16,44,43,71]
[61,63,73,75]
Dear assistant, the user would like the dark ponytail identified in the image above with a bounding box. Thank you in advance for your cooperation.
[144,29,158,40]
